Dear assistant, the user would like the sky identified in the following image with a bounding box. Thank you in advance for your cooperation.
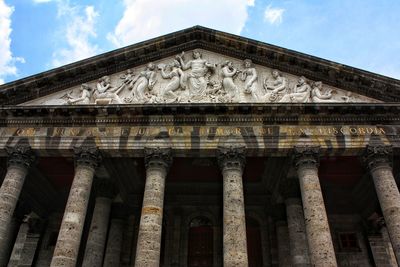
[1,0,400,84]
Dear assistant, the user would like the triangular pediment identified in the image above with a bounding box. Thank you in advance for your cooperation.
[1,26,399,105]
[21,49,379,105]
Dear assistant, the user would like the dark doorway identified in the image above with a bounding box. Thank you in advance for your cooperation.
[188,217,213,267]
[246,217,263,267]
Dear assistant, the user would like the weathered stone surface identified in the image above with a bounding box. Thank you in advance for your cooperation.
[81,196,112,267]
[36,213,63,267]
[218,146,248,267]
[281,179,311,267]
[294,146,337,267]
[103,218,124,267]
[50,147,101,267]
[0,145,34,266]
[134,147,172,267]
[365,145,400,264]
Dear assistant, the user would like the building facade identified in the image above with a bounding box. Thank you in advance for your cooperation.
[0,26,399,266]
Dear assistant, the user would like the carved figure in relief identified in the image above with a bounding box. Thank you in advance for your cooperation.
[279,76,311,103]
[118,69,136,90]
[220,60,239,101]
[125,63,157,103]
[94,76,123,104]
[311,81,335,102]
[158,60,186,102]
[240,59,258,99]
[262,69,287,102]
[67,83,92,105]
[177,50,215,100]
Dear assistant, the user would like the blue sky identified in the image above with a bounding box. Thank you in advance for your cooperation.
[1,0,399,84]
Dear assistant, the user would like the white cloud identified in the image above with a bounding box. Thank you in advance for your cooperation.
[108,0,254,47]
[264,4,284,25]
[0,0,24,84]
[51,3,100,67]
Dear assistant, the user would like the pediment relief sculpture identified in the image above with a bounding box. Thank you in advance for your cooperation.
[23,49,379,106]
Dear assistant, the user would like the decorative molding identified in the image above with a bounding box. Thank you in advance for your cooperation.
[1,26,399,106]
[144,147,173,170]
[217,145,246,172]
[24,50,377,106]
[74,146,102,169]
[5,144,35,169]
[293,146,320,169]
[363,145,392,171]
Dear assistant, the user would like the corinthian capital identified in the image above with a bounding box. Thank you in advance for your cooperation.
[74,146,102,169]
[364,145,392,171]
[293,146,320,169]
[6,144,35,169]
[217,145,246,172]
[144,147,172,170]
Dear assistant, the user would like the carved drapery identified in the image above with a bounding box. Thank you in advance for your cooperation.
[25,50,376,106]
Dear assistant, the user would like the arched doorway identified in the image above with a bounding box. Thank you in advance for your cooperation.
[246,217,263,267]
[188,216,213,267]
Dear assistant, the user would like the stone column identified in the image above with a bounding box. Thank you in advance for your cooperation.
[293,146,337,267]
[134,147,172,267]
[50,147,101,267]
[0,145,35,265]
[218,146,248,267]
[103,204,125,267]
[82,179,115,267]
[281,178,311,267]
[364,145,400,264]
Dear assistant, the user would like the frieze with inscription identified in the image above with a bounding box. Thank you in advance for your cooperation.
[22,50,379,106]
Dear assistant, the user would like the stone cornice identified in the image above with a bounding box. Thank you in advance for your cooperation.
[0,103,399,127]
[0,26,399,105]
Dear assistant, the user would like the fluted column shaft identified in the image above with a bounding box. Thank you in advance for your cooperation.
[294,147,337,267]
[218,146,248,267]
[0,145,34,266]
[82,179,114,267]
[50,147,101,267]
[135,148,172,267]
[365,145,400,264]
